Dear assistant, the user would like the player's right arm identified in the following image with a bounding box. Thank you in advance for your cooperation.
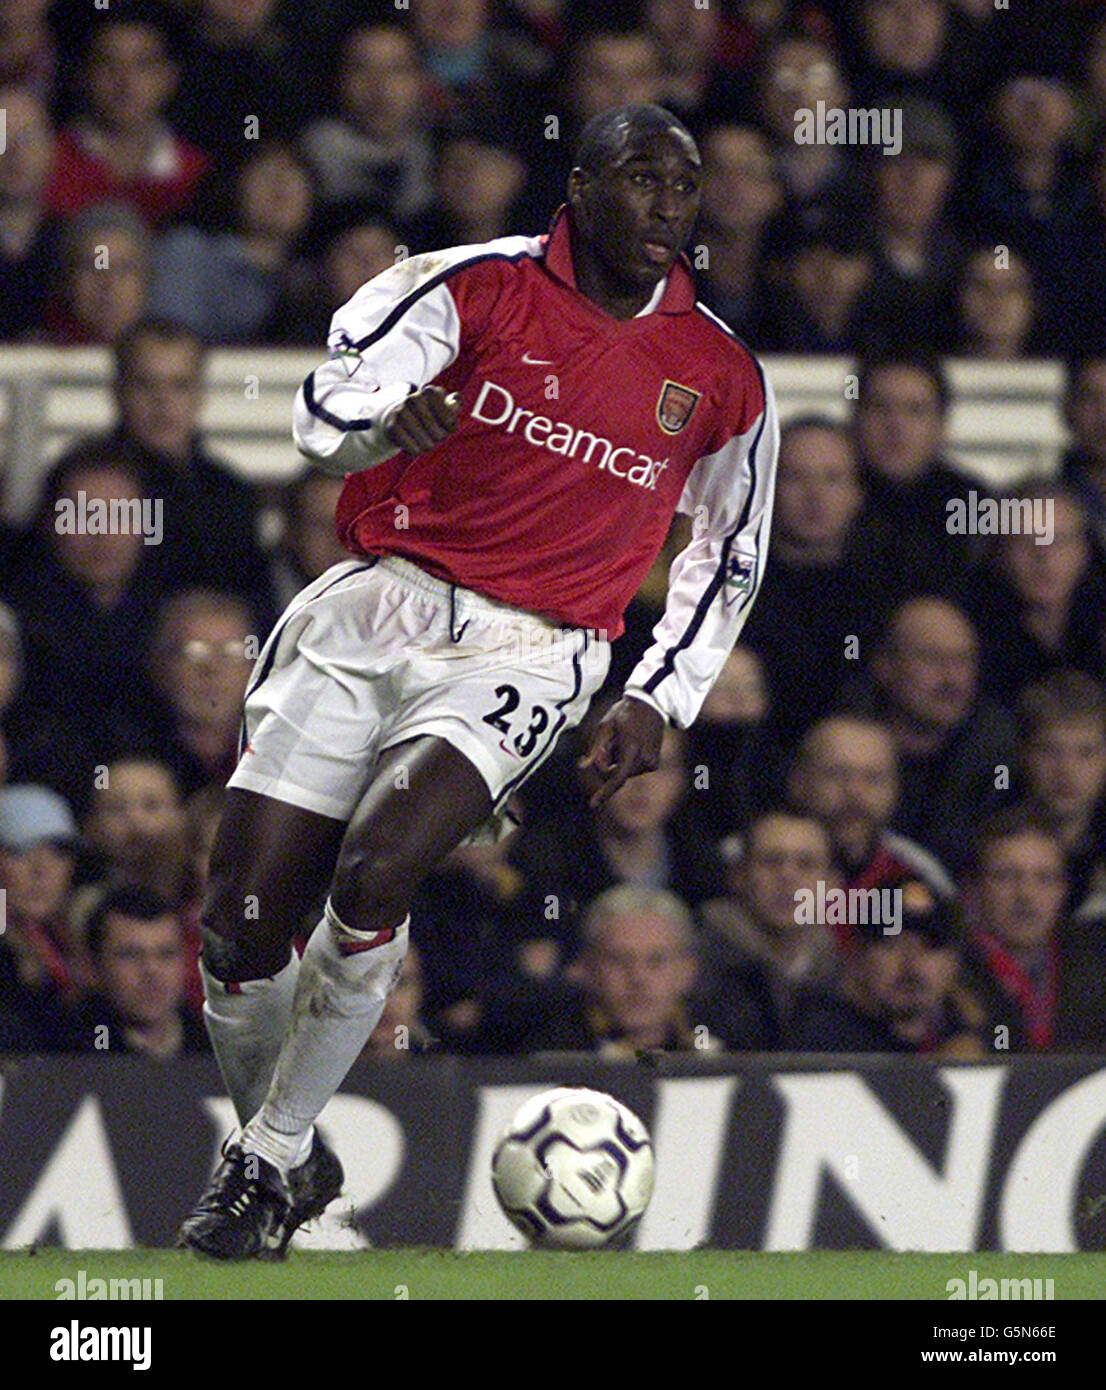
[292,249,494,476]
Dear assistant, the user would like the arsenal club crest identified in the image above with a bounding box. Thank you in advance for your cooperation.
[656,380,700,435]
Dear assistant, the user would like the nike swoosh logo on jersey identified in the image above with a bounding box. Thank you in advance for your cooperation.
[521,352,554,365]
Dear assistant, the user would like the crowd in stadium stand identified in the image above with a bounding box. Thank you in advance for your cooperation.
[1,0,1106,1061]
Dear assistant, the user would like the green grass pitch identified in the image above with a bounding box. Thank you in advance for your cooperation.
[1,1249,1103,1300]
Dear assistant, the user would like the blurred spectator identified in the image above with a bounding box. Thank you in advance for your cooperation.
[510,723,724,973]
[265,469,348,613]
[969,482,1106,705]
[365,941,435,1057]
[1060,354,1106,564]
[107,316,273,617]
[959,809,1106,1051]
[168,0,316,157]
[0,784,89,1006]
[0,0,56,104]
[407,117,528,250]
[512,27,663,231]
[850,596,1015,877]
[757,33,865,249]
[41,201,150,345]
[44,4,209,227]
[267,205,399,344]
[1015,671,1106,923]
[953,244,1038,360]
[148,141,315,344]
[527,885,716,1054]
[962,67,1090,330]
[841,0,992,128]
[0,86,64,341]
[860,94,963,354]
[297,23,435,226]
[406,831,541,1053]
[760,216,874,353]
[641,0,751,127]
[852,351,981,602]
[685,644,784,837]
[741,416,904,747]
[694,810,840,1048]
[787,875,984,1055]
[67,885,208,1057]
[1056,135,1106,356]
[694,123,780,341]
[787,714,956,926]
[410,0,552,122]
[141,589,255,798]
[80,756,188,904]
[0,602,22,720]
[3,440,190,789]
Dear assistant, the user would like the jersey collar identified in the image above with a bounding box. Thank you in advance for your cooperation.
[539,204,697,315]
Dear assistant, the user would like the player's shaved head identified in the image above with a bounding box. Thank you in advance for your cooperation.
[573,103,699,176]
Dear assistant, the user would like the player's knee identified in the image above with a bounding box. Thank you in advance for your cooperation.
[330,840,413,931]
[200,925,289,983]
[200,879,293,982]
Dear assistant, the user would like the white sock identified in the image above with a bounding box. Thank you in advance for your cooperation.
[201,953,300,1129]
[241,901,408,1176]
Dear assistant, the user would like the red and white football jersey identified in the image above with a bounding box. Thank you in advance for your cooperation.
[293,206,779,728]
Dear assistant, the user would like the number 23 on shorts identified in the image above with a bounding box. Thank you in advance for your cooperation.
[482,683,550,758]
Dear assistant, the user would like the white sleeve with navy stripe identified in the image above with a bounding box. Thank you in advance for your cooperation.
[292,243,524,476]
[624,368,779,730]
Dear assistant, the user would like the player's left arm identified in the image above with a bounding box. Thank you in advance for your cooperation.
[580,364,779,806]
[625,364,780,719]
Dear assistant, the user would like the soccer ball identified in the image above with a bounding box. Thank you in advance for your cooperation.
[491,1087,655,1249]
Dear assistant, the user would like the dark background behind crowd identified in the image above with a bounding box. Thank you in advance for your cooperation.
[2,0,1106,1064]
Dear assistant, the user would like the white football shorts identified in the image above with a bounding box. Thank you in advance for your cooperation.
[228,556,611,826]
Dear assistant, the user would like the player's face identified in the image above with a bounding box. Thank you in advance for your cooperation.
[117,338,204,462]
[975,834,1066,953]
[97,915,184,1029]
[571,131,702,293]
[740,816,834,933]
[1023,718,1106,822]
